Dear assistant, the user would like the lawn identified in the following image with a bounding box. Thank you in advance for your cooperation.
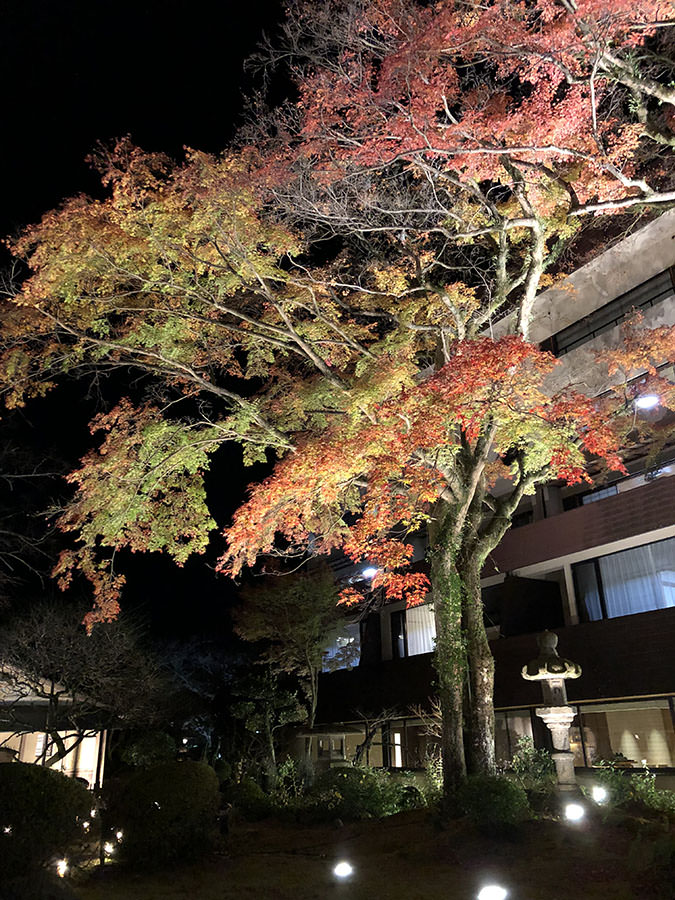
[74,808,673,900]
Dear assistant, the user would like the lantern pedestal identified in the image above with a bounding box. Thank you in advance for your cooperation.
[522,631,582,792]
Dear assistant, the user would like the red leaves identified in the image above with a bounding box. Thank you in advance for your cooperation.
[290,0,673,208]
[222,328,675,603]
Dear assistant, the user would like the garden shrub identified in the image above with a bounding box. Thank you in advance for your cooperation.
[272,757,305,805]
[593,764,675,819]
[119,730,176,768]
[629,771,675,818]
[0,762,91,878]
[311,766,422,821]
[507,736,556,811]
[458,774,530,835]
[222,776,271,821]
[112,760,219,867]
[422,751,443,804]
[509,736,555,791]
[212,757,232,786]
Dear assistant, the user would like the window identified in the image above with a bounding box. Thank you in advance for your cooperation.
[390,604,436,658]
[582,485,619,505]
[406,604,436,655]
[574,699,675,768]
[392,731,403,768]
[563,484,618,510]
[34,732,46,762]
[322,622,361,672]
[495,709,534,763]
[573,537,675,620]
[391,610,407,659]
[545,268,675,357]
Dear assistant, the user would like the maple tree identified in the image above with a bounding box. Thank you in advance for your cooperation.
[1,0,675,796]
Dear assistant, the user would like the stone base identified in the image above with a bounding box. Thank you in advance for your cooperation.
[552,751,577,789]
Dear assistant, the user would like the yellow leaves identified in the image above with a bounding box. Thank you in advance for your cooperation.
[372,265,410,295]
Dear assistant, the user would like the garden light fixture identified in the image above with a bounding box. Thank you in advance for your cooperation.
[477,886,508,900]
[564,802,585,822]
[56,859,68,878]
[591,785,608,804]
[104,841,115,855]
[361,567,378,579]
[333,861,354,879]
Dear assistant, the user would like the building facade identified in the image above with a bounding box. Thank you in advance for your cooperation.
[311,212,675,777]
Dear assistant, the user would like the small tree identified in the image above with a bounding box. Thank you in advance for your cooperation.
[230,666,306,787]
[233,567,353,731]
[0,603,168,768]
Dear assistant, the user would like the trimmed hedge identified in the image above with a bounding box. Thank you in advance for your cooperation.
[110,761,219,868]
[0,762,91,878]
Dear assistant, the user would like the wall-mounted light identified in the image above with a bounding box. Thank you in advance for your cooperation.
[635,394,659,410]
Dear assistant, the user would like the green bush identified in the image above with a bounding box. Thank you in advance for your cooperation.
[630,771,675,817]
[593,765,675,819]
[119,731,176,768]
[0,762,91,878]
[422,751,443,803]
[458,774,530,835]
[509,736,555,791]
[310,766,423,821]
[112,761,219,867]
[212,757,232,786]
[222,776,271,821]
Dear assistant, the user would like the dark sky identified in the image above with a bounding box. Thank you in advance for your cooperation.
[1,0,284,636]
[1,0,283,238]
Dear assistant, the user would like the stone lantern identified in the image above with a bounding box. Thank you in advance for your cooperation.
[522,630,582,791]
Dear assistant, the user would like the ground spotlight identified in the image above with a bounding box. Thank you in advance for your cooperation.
[591,785,608,804]
[333,860,354,879]
[564,802,585,822]
[477,886,508,900]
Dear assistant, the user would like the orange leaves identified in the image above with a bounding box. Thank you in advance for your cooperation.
[599,316,675,379]
[291,0,673,213]
[221,319,675,606]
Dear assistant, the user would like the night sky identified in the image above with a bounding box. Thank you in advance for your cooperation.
[1,0,284,636]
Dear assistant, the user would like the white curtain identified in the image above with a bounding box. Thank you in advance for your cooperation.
[406,604,436,656]
[599,538,675,618]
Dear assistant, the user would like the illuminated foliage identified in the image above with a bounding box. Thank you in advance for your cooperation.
[2,0,675,789]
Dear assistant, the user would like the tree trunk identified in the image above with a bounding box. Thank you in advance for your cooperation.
[430,543,467,798]
[460,554,495,775]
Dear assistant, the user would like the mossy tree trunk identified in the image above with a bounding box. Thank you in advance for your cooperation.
[460,551,495,776]
[429,502,468,798]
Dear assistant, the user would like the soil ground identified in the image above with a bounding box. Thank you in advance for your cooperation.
[75,809,674,900]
